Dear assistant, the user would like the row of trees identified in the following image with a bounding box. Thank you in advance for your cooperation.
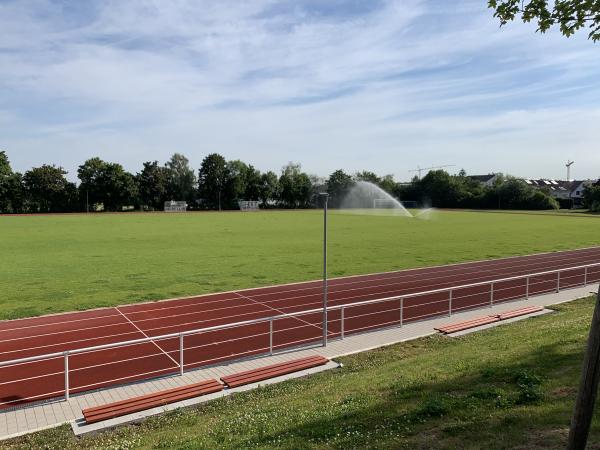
[2,150,596,213]
[395,170,561,210]
[0,151,322,213]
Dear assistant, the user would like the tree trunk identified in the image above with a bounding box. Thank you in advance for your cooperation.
[567,284,600,450]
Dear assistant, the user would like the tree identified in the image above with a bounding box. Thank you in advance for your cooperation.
[165,153,196,203]
[354,171,381,185]
[198,153,228,210]
[224,160,249,208]
[259,171,280,207]
[583,184,600,212]
[78,158,138,212]
[137,161,170,210]
[279,163,313,208]
[243,165,262,202]
[22,165,77,212]
[327,169,354,207]
[489,0,600,41]
[0,151,15,212]
[0,152,25,214]
[379,174,397,196]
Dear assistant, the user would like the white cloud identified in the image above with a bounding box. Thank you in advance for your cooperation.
[0,0,599,181]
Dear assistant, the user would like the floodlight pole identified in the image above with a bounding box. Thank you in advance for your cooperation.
[319,193,329,347]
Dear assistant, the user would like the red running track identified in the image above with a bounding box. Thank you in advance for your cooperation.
[1,247,600,410]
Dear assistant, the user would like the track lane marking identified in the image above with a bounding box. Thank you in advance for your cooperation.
[0,261,595,352]
[0,248,597,338]
[114,307,179,368]
[233,292,335,337]
[120,251,600,316]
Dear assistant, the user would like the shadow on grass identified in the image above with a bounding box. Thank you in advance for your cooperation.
[235,341,587,449]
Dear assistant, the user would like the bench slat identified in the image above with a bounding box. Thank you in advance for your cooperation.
[224,359,323,385]
[84,383,219,421]
[84,380,219,416]
[496,306,543,320]
[221,356,328,388]
[435,316,499,334]
[82,379,222,424]
[222,356,325,382]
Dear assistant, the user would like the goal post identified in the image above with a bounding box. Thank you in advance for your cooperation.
[164,201,187,212]
[238,200,260,211]
[373,198,397,209]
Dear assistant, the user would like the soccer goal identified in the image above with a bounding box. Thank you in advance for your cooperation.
[164,201,187,212]
[238,200,260,211]
[373,198,397,209]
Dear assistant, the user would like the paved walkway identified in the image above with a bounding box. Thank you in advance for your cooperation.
[0,285,595,440]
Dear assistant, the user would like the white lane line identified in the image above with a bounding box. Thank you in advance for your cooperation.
[114,245,600,311]
[114,307,179,367]
[0,248,597,338]
[0,261,596,352]
[0,311,124,335]
[119,251,600,316]
[234,292,335,336]
[0,273,578,358]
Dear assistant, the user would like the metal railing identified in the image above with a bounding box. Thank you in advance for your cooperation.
[0,261,598,405]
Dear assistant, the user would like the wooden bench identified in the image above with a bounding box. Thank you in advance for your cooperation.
[495,305,543,320]
[220,355,329,388]
[82,379,223,424]
[434,315,499,334]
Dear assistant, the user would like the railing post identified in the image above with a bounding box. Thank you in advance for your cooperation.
[526,276,530,299]
[64,351,70,401]
[557,271,561,293]
[179,333,184,376]
[341,307,345,339]
[490,282,494,308]
[448,290,453,316]
[400,297,404,327]
[584,267,588,286]
[269,319,273,355]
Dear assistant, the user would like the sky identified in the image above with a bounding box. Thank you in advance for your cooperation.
[1,0,599,182]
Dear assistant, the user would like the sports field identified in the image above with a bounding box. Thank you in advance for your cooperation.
[1,210,599,320]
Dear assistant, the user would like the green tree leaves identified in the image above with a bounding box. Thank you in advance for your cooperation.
[489,0,600,41]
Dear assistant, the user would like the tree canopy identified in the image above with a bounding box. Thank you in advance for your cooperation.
[489,0,600,41]
[0,150,575,214]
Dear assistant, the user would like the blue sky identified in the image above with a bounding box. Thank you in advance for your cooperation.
[1,0,599,182]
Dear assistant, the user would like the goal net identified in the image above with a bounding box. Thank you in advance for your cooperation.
[238,200,260,211]
[373,198,397,209]
[164,201,187,212]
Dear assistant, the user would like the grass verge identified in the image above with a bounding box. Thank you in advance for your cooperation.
[3,296,600,449]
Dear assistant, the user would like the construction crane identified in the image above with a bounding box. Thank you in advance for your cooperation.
[409,165,455,179]
[566,160,574,181]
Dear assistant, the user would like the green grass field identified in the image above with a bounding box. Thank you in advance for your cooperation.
[3,297,599,449]
[0,209,599,320]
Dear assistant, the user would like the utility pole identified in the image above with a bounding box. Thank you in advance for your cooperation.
[319,192,329,347]
[568,284,600,450]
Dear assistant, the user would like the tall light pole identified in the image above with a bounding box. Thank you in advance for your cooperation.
[319,192,329,347]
